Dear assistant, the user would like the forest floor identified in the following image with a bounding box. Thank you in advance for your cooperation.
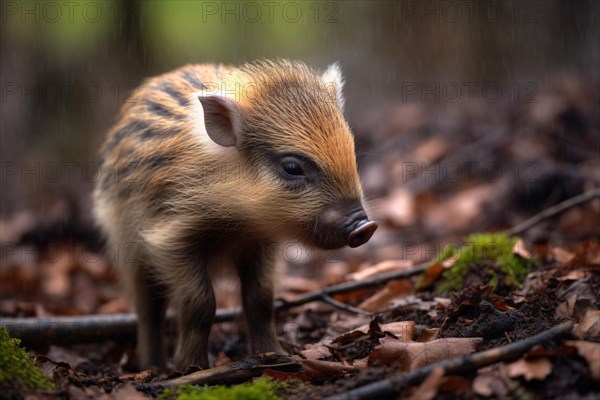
[1,73,599,399]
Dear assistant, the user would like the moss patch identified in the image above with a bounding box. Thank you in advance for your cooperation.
[158,377,285,400]
[435,233,535,293]
[0,327,54,390]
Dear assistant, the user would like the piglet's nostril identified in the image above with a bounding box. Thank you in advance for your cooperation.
[347,220,378,248]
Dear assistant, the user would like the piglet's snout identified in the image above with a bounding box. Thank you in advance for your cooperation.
[347,219,378,247]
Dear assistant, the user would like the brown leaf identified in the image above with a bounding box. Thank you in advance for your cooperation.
[99,383,150,399]
[348,259,413,281]
[41,246,74,298]
[513,239,533,259]
[405,367,444,400]
[352,356,369,368]
[380,321,415,342]
[281,276,322,293]
[556,296,577,319]
[71,271,101,314]
[556,279,597,318]
[424,185,495,231]
[358,280,412,312]
[97,297,130,314]
[300,345,333,361]
[417,262,445,290]
[291,357,358,381]
[417,327,440,342]
[565,340,600,381]
[331,323,371,346]
[472,368,509,397]
[551,247,575,264]
[574,309,600,339]
[376,188,416,227]
[568,240,600,269]
[76,248,110,278]
[557,269,591,281]
[214,352,232,367]
[46,346,88,370]
[505,357,553,381]
[369,337,481,371]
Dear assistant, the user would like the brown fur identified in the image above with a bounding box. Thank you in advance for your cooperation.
[94,59,374,370]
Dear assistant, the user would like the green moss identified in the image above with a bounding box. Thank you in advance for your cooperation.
[158,377,285,400]
[434,233,534,293]
[0,327,54,390]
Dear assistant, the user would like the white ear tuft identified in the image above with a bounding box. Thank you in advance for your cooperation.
[322,62,345,111]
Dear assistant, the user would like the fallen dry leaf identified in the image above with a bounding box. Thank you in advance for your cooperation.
[573,308,600,339]
[405,367,444,400]
[424,185,495,231]
[417,327,440,342]
[46,346,88,370]
[568,240,600,269]
[438,375,472,394]
[552,247,576,264]
[518,270,550,297]
[557,269,591,281]
[417,262,445,290]
[556,278,597,318]
[99,383,150,399]
[513,238,533,259]
[281,276,323,293]
[352,356,369,368]
[300,344,333,361]
[369,337,481,371]
[71,271,101,314]
[41,246,75,298]
[376,188,416,227]
[379,321,415,341]
[331,321,372,346]
[214,352,232,367]
[97,297,130,314]
[348,259,413,281]
[556,296,578,319]
[472,367,509,397]
[565,340,600,381]
[505,357,553,381]
[358,279,412,312]
[289,356,358,381]
[76,248,110,279]
[413,136,449,164]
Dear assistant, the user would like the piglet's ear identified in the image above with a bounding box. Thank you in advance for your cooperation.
[197,92,242,147]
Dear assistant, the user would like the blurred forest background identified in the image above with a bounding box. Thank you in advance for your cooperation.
[1,0,599,273]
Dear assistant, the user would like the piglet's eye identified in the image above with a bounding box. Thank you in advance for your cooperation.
[276,153,318,186]
[283,161,304,176]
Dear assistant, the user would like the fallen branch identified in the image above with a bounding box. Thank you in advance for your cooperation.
[319,293,372,316]
[0,262,429,345]
[324,320,574,400]
[0,313,138,347]
[274,261,429,310]
[507,188,600,236]
[138,353,301,390]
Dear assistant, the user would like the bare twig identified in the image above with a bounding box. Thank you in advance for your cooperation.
[324,321,574,400]
[507,188,600,236]
[138,353,300,390]
[274,261,429,309]
[0,262,429,345]
[319,293,372,316]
